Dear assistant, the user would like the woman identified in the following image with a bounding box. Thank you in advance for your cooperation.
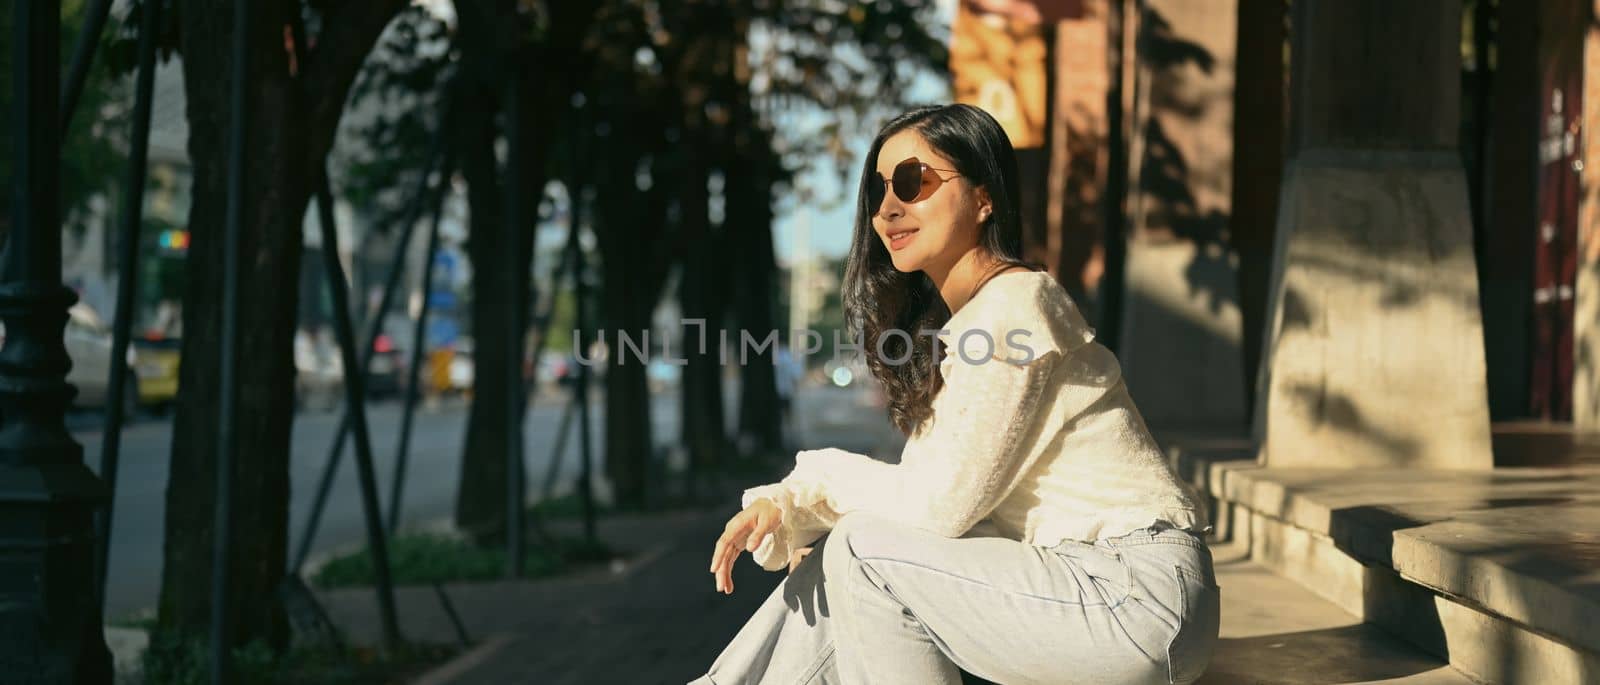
[694,104,1219,685]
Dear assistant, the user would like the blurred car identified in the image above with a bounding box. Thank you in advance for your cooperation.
[130,333,181,411]
[446,338,474,395]
[550,350,605,388]
[364,331,408,398]
[62,304,139,414]
[0,303,172,416]
[294,328,343,411]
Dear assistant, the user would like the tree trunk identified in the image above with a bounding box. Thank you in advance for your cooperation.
[597,233,656,507]
[159,0,402,649]
[453,70,518,544]
[451,0,598,542]
[453,76,546,545]
[677,150,732,497]
[730,151,783,457]
[591,134,675,508]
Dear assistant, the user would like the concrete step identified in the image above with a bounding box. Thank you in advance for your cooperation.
[1174,444,1600,685]
[1205,540,1474,684]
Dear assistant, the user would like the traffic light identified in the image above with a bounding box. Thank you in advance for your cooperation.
[158,228,190,251]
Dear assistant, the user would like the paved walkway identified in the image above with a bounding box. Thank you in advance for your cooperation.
[317,497,1475,685]
[312,386,1478,684]
[317,482,788,684]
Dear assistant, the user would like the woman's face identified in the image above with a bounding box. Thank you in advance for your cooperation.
[870,129,990,274]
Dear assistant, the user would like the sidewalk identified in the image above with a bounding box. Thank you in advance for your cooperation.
[321,503,1472,684]
[310,382,1485,684]
[313,382,902,683]
[315,380,1485,684]
[317,495,780,684]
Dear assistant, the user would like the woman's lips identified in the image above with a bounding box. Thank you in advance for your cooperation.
[889,228,919,251]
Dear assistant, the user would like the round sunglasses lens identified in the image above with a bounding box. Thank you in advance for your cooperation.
[892,161,924,202]
[867,176,885,213]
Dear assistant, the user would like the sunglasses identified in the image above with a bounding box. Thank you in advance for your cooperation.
[867,156,962,217]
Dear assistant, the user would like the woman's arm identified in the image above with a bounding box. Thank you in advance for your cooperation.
[742,348,1059,571]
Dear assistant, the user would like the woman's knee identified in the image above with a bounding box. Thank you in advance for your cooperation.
[819,512,905,581]
[819,512,872,575]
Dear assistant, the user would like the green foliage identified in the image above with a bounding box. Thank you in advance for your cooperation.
[332,5,453,233]
[311,532,616,589]
[140,630,457,685]
[142,632,280,685]
[0,0,137,236]
[528,490,621,518]
[335,0,951,221]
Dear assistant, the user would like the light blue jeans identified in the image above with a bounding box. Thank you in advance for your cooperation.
[689,511,1220,685]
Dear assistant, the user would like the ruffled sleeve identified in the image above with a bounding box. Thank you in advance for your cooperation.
[740,478,844,572]
[740,325,1063,572]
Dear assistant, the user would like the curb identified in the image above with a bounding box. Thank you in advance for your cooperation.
[410,633,521,685]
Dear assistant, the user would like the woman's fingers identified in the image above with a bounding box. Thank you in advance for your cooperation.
[712,513,757,594]
[710,515,746,572]
[715,541,738,593]
[746,507,774,552]
[709,500,786,594]
[710,531,729,574]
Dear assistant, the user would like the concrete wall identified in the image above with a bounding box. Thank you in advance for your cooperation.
[1115,0,1248,432]
[1576,1,1600,430]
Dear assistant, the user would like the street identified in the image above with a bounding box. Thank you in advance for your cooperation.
[80,374,871,623]
[80,387,639,622]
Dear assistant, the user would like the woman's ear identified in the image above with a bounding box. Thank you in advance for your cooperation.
[975,186,993,223]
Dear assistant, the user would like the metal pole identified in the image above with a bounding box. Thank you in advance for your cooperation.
[569,186,596,544]
[315,172,402,650]
[504,73,528,579]
[59,0,114,132]
[95,0,164,619]
[540,392,577,502]
[519,215,577,516]
[211,0,250,681]
[389,154,455,535]
[565,109,597,542]
[291,92,454,572]
[0,0,113,680]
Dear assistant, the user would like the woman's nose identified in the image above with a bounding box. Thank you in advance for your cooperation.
[879,192,905,221]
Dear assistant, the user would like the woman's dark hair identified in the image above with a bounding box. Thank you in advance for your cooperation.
[840,103,1046,437]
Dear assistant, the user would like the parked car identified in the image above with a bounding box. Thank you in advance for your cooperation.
[294,328,343,411]
[62,304,139,414]
[364,332,408,399]
[130,333,181,412]
[446,338,474,395]
[0,303,172,416]
[551,350,606,388]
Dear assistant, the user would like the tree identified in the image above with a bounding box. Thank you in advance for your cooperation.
[341,0,950,530]
[156,0,406,650]
[0,1,133,240]
[451,0,600,543]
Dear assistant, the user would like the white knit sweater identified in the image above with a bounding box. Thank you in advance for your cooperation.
[740,270,1208,572]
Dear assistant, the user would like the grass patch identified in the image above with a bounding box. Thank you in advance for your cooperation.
[529,491,619,519]
[142,633,457,685]
[107,610,157,632]
[311,532,616,589]
[528,456,780,518]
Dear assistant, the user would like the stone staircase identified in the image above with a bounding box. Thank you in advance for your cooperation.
[1171,437,1600,684]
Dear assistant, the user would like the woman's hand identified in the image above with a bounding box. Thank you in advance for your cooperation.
[788,546,814,574]
[710,497,783,595]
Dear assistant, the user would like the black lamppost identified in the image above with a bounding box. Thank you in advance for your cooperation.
[1,0,115,681]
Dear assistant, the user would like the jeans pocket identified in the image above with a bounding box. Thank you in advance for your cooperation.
[1052,541,1136,607]
[1165,565,1220,684]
